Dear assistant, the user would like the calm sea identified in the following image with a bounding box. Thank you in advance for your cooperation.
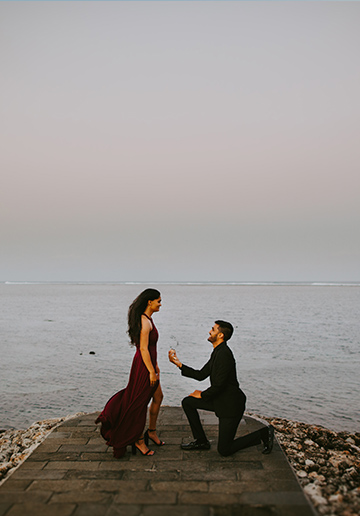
[1,283,359,432]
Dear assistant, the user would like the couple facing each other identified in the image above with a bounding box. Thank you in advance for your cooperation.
[95,288,274,458]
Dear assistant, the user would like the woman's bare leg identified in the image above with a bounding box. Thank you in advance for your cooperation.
[148,382,164,444]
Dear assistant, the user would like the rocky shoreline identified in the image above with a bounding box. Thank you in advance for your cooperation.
[0,413,86,487]
[251,413,360,516]
[1,412,359,515]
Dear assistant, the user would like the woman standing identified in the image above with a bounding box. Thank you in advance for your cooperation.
[95,288,164,458]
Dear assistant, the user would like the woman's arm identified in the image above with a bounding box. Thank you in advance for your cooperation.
[139,316,158,387]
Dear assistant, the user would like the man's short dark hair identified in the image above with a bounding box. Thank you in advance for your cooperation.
[215,320,234,342]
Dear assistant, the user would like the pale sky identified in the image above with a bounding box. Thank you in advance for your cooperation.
[1,1,359,282]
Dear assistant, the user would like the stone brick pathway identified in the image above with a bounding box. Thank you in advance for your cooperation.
[0,407,316,516]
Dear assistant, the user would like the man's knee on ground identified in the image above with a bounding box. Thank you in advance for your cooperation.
[217,442,232,457]
[181,396,191,409]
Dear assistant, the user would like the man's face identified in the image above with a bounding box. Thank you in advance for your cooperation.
[208,324,222,343]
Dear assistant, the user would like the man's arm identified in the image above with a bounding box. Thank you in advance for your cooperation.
[181,362,211,382]
[168,350,211,382]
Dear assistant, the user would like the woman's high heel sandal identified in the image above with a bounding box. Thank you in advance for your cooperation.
[131,437,155,456]
[144,428,165,447]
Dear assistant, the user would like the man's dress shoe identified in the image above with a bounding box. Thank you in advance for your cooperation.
[181,440,211,451]
[262,425,274,454]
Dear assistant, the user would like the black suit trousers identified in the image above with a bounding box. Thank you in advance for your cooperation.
[182,395,265,457]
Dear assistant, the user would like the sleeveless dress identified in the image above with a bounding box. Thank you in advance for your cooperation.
[95,314,159,458]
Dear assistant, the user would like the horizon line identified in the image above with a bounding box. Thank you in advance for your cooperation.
[2,280,360,286]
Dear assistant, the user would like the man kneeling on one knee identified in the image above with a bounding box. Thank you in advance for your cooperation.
[168,320,274,456]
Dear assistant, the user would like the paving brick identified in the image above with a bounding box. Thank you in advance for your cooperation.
[212,505,274,516]
[106,505,142,516]
[208,480,247,494]
[87,480,148,492]
[10,470,66,480]
[147,446,182,460]
[0,503,12,516]
[210,460,263,471]
[28,452,81,462]
[79,453,113,461]
[72,503,114,516]
[239,468,297,482]
[261,457,292,470]
[154,460,206,473]
[182,449,262,463]
[78,420,97,426]
[64,470,124,480]
[180,492,239,505]
[274,505,316,516]
[142,506,210,516]
[59,420,81,428]
[158,436,182,445]
[113,491,177,505]
[19,461,47,470]
[47,432,72,438]
[65,428,97,435]
[6,503,76,516]
[268,479,301,492]
[182,469,238,481]
[87,437,107,444]
[60,443,108,453]
[238,491,310,505]
[123,470,180,481]
[0,479,31,491]
[98,461,152,471]
[150,480,208,492]
[27,479,90,492]
[33,443,61,453]
[44,461,100,470]
[73,503,139,516]
[50,491,113,503]
[44,438,89,445]
[0,490,52,503]
[162,426,190,433]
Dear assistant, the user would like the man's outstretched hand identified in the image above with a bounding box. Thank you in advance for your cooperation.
[168,349,182,369]
[168,351,201,398]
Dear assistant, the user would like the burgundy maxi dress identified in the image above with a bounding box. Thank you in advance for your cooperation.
[95,314,159,458]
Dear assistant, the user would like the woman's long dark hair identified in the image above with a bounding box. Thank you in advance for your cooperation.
[127,288,161,346]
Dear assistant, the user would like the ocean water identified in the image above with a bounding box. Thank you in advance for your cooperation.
[0,282,359,432]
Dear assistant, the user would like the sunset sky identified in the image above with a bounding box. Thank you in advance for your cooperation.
[1,1,359,282]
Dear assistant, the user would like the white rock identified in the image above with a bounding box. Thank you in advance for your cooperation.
[309,471,319,479]
[329,494,343,503]
[305,459,315,467]
[312,495,328,507]
[297,470,308,478]
[0,463,11,474]
[304,484,328,506]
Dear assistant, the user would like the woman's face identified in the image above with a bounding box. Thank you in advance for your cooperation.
[149,297,162,312]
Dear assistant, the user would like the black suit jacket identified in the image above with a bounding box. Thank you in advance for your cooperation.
[181,342,246,418]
